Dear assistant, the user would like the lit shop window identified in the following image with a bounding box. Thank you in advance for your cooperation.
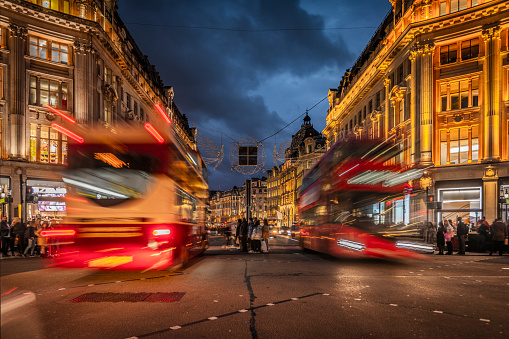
[29,76,69,110]
[30,124,37,162]
[440,126,479,165]
[39,0,70,13]
[440,78,478,111]
[29,36,69,65]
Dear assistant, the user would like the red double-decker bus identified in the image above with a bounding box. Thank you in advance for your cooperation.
[298,138,433,259]
[50,124,209,271]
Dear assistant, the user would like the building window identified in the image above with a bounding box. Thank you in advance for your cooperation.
[376,92,380,108]
[30,76,69,110]
[397,65,403,84]
[461,38,479,61]
[29,36,47,59]
[51,42,68,64]
[440,43,457,65]
[440,77,478,111]
[32,125,64,164]
[440,126,478,165]
[104,99,112,124]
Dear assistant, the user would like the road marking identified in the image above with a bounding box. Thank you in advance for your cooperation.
[266,303,274,306]
[322,293,330,296]
[480,319,490,322]
[354,298,362,301]
[208,317,217,320]
[58,288,66,291]
[238,309,248,313]
[213,300,218,302]
[434,311,443,314]
[170,326,181,330]
[390,304,398,307]
[291,298,299,300]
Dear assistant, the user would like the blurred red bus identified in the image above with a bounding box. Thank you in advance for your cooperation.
[298,138,433,259]
[53,125,208,270]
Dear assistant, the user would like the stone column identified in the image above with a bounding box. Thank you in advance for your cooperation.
[481,25,501,162]
[419,43,434,166]
[384,78,391,139]
[73,41,95,124]
[482,166,498,222]
[8,24,28,159]
[409,46,421,164]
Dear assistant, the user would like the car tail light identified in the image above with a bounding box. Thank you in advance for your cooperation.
[41,229,76,237]
[152,229,171,236]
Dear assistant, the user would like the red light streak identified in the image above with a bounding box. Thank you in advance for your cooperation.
[1,287,18,296]
[144,123,165,143]
[154,104,172,125]
[41,229,76,237]
[51,123,84,143]
[44,104,76,124]
[64,196,89,204]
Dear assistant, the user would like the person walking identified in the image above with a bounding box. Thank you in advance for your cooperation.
[477,217,490,253]
[23,221,37,257]
[11,217,26,256]
[239,218,249,252]
[261,218,270,253]
[250,220,262,253]
[235,219,242,249]
[444,219,453,255]
[456,217,467,255]
[489,218,508,256]
[436,221,445,255]
[247,218,255,252]
[1,216,14,257]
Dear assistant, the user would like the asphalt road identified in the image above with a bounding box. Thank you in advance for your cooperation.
[1,235,509,339]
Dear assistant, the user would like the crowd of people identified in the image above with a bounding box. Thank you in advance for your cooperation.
[425,216,509,256]
[218,217,271,253]
[1,216,57,258]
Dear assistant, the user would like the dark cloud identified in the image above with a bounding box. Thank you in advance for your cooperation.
[117,0,392,189]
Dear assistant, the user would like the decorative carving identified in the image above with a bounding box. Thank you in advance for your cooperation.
[482,26,501,42]
[8,23,28,39]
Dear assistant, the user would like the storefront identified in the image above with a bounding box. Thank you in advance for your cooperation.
[26,179,67,222]
[438,186,483,226]
[0,176,12,219]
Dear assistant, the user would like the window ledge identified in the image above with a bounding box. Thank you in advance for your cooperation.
[25,55,74,70]
[437,107,480,116]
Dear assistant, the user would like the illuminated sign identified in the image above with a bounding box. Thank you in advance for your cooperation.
[94,153,128,168]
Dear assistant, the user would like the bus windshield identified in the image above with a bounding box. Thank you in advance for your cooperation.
[64,144,162,205]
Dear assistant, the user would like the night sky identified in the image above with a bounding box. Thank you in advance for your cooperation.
[117,0,392,190]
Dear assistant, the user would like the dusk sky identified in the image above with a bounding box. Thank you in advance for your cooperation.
[118,0,393,190]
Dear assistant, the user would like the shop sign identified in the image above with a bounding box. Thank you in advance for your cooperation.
[32,187,67,197]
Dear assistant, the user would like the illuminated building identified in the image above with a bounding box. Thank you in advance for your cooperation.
[267,114,326,226]
[323,0,509,223]
[209,178,267,227]
[0,0,197,221]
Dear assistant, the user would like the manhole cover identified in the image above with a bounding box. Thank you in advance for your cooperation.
[69,292,186,303]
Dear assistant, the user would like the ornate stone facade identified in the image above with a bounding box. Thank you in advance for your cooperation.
[0,0,196,221]
[324,0,509,223]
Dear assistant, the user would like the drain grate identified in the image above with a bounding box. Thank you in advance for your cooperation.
[69,292,186,303]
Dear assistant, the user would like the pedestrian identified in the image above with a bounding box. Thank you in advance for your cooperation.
[489,218,508,256]
[235,219,241,249]
[456,216,467,255]
[444,219,453,255]
[261,218,270,253]
[477,217,490,253]
[250,220,262,253]
[23,220,37,257]
[11,217,26,256]
[428,222,437,244]
[436,221,445,255]
[239,218,249,252]
[1,216,14,257]
[35,220,48,257]
[247,218,255,252]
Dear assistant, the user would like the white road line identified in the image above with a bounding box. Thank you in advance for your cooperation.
[354,298,362,301]
[322,293,330,296]
[266,303,275,306]
[170,326,181,330]
[291,298,299,300]
[480,319,490,322]
[238,309,248,313]
[390,304,398,307]
[58,288,66,291]
[88,284,94,286]
[434,311,443,314]
[208,317,217,320]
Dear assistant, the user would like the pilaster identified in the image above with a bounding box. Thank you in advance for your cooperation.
[481,25,501,162]
[409,45,421,164]
[8,23,28,160]
[384,78,391,139]
[73,41,95,124]
[419,42,434,166]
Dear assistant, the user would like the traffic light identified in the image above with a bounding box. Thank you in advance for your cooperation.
[26,186,35,203]
[426,195,435,209]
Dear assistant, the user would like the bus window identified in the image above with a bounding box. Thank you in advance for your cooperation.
[176,188,197,223]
